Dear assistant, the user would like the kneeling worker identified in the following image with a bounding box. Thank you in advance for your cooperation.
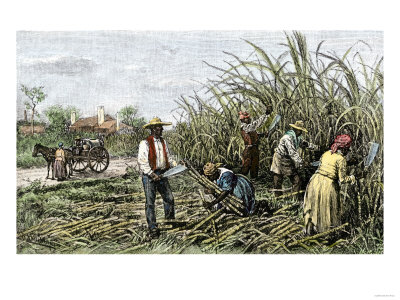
[203,162,256,216]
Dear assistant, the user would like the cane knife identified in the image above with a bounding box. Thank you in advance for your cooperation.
[364,142,380,168]
[266,114,281,137]
[150,164,188,182]
[354,142,380,193]
[161,164,188,179]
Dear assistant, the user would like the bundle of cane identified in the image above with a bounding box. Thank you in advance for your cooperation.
[187,165,246,217]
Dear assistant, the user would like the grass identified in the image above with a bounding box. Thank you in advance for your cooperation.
[103,129,147,157]
[16,168,383,254]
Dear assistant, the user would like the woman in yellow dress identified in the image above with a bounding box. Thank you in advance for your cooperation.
[303,134,356,234]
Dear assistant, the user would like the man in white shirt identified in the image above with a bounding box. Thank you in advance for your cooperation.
[138,117,177,238]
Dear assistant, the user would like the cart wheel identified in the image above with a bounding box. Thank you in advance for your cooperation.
[72,157,88,172]
[88,146,109,173]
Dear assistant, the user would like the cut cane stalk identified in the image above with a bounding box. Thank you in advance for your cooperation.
[288,223,348,247]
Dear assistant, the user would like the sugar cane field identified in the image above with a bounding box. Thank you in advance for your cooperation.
[16,32,383,254]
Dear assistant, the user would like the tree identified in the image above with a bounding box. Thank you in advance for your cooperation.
[45,105,80,135]
[20,85,47,134]
[119,105,146,128]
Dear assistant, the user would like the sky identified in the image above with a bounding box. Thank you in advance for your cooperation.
[16,30,383,124]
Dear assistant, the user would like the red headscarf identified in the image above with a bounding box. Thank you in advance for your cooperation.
[331,134,352,154]
[239,111,250,120]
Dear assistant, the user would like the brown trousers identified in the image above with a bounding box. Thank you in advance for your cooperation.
[273,173,302,200]
[241,146,260,179]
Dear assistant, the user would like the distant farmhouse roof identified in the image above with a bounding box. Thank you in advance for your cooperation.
[71,114,113,128]
[19,125,45,135]
[69,114,133,135]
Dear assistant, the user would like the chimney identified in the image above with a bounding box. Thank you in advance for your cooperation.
[116,112,120,131]
[24,110,27,123]
[97,106,104,126]
[71,111,76,125]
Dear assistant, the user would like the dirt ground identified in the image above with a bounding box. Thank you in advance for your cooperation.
[17,157,138,189]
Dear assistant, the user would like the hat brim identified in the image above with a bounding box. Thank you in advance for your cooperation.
[289,124,308,133]
[143,122,172,129]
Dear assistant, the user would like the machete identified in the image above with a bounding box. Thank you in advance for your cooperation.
[160,164,188,179]
[266,114,281,138]
[268,114,281,132]
[364,142,380,168]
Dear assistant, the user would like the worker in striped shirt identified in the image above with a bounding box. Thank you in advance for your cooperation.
[270,120,318,199]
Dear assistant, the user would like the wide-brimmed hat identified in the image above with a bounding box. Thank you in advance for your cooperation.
[143,117,172,129]
[203,162,223,176]
[289,120,308,133]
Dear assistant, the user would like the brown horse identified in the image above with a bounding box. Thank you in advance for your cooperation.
[32,144,74,179]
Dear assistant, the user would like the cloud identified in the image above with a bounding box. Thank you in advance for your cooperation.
[19,55,97,75]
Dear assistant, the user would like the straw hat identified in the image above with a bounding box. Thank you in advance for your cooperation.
[289,120,308,133]
[203,162,223,176]
[143,117,172,129]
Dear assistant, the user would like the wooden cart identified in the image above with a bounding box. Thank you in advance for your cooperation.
[71,138,110,173]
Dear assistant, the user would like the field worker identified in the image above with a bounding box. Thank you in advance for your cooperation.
[203,162,255,216]
[303,134,356,235]
[54,142,67,181]
[138,117,177,239]
[270,120,317,200]
[239,105,273,179]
